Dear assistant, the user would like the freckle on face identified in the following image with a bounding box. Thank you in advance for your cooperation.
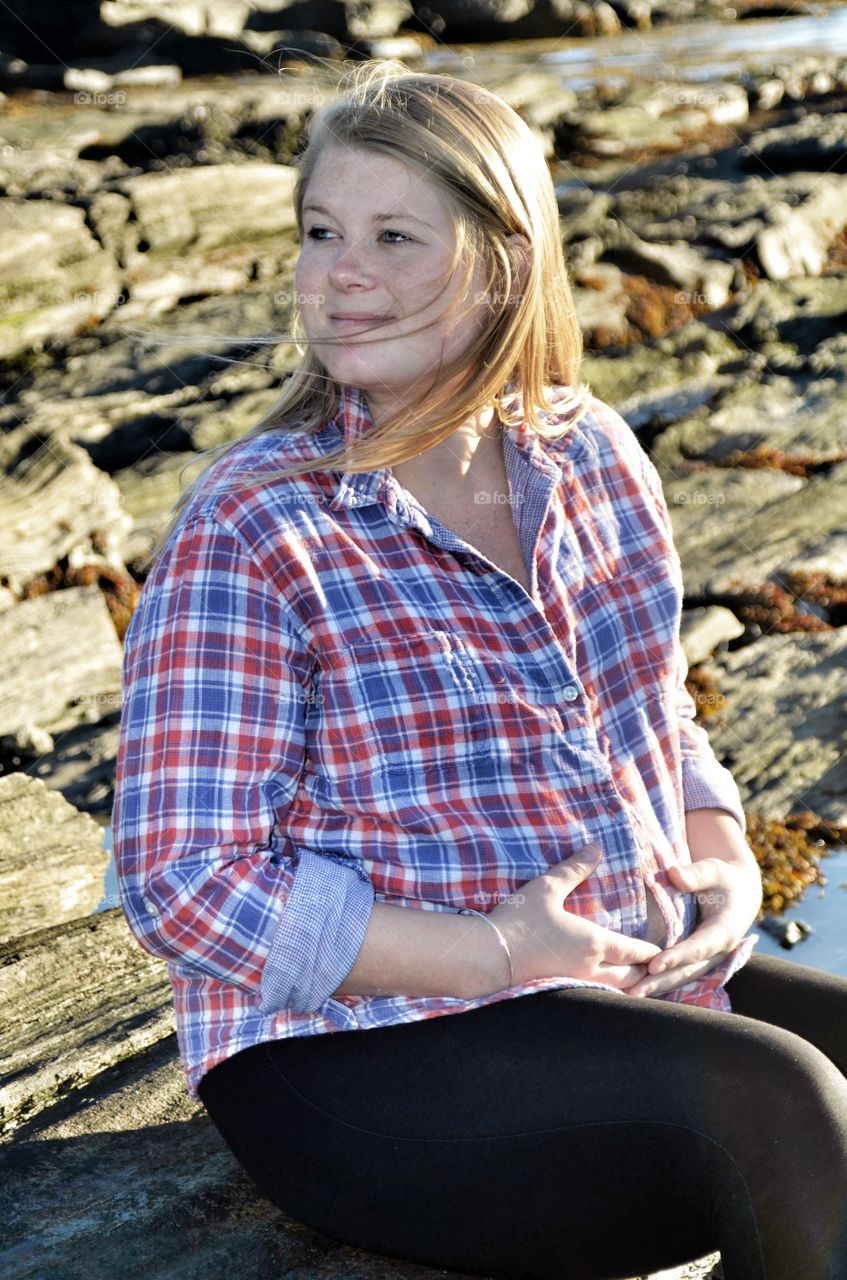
[294,142,492,417]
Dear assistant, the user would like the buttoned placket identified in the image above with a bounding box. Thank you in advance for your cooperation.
[328,418,627,824]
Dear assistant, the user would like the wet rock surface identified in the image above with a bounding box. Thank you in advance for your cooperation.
[4,6,847,1279]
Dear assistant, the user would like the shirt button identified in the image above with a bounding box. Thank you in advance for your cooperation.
[143,897,160,916]
[562,685,580,702]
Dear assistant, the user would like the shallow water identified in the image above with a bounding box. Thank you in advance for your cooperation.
[422,5,847,92]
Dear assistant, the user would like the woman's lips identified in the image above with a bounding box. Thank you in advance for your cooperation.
[329,314,392,328]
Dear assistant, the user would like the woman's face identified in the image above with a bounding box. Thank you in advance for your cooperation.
[294,142,492,424]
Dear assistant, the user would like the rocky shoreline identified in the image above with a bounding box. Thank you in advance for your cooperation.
[2,3,847,1277]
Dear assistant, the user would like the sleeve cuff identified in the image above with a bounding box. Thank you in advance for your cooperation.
[682,757,747,837]
[257,849,375,1016]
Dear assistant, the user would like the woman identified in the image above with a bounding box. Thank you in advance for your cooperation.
[113,62,847,1280]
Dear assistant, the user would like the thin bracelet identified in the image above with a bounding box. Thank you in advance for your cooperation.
[459,907,514,988]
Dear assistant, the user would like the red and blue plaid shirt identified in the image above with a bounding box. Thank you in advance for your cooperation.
[113,382,758,1101]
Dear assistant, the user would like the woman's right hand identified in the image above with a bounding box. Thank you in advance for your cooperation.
[488,843,663,992]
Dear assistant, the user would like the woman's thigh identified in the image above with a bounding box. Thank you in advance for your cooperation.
[725,950,847,1074]
[198,983,847,1280]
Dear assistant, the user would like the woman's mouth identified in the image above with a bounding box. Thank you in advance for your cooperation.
[329,314,392,329]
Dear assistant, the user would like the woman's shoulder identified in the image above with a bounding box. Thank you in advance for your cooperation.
[535,385,646,469]
[179,419,338,529]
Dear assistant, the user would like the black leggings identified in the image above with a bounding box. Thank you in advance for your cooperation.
[197,953,847,1280]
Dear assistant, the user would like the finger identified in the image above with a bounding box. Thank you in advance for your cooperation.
[545,844,604,887]
[594,961,653,990]
[600,928,663,964]
[647,922,730,976]
[626,952,731,999]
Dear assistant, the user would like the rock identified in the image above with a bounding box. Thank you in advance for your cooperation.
[758,914,813,947]
[580,318,744,423]
[0,774,109,944]
[0,585,123,755]
[650,372,847,465]
[723,275,847,371]
[554,80,749,162]
[744,110,847,175]
[602,224,735,308]
[408,0,638,41]
[16,713,123,815]
[485,70,580,156]
[0,903,174,1136]
[679,605,746,667]
[0,428,131,594]
[704,629,847,821]
[0,200,121,363]
[572,261,630,346]
[676,458,846,595]
[344,0,414,38]
[611,171,846,274]
[88,164,297,320]
[0,0,102,63]
[755,178,847,280]
[660,464,806,597]
[118,161,297,253]
[113,451,207,568]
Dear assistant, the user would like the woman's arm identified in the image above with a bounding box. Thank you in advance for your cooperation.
[113,510,375,1016]
[624,805,763,997]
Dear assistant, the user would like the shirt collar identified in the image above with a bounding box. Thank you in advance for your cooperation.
[323,381,594,512]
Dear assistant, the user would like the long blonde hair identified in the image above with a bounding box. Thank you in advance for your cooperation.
[142,59,590,572]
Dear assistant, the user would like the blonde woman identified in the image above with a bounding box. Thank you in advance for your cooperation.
[113,64,847,1280]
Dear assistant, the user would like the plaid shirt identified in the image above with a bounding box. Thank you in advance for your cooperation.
[113,382,758,1101]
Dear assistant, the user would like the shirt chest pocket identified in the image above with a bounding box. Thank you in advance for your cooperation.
[305,628,507,806]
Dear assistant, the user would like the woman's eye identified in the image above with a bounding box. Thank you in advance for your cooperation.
[304,226,411,245]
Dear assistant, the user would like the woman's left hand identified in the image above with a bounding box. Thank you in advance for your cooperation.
[623,855,763,998]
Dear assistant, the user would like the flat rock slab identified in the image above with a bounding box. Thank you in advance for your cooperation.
[0,905,174,1136]
[662,457,847,594]
[0,774,109,943]
[0,584,123,754]
[703,629,847,821]
[0,199,121,361]
[0,428,131,593]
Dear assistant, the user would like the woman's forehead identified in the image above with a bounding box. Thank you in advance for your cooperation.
[305,143,449,217]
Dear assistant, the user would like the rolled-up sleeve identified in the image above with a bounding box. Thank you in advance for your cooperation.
[112,510,374,1014]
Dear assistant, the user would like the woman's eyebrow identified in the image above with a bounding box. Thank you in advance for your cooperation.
[303,203,434,229]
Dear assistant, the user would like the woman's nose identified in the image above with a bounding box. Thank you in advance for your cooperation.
[326,241,376,288]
